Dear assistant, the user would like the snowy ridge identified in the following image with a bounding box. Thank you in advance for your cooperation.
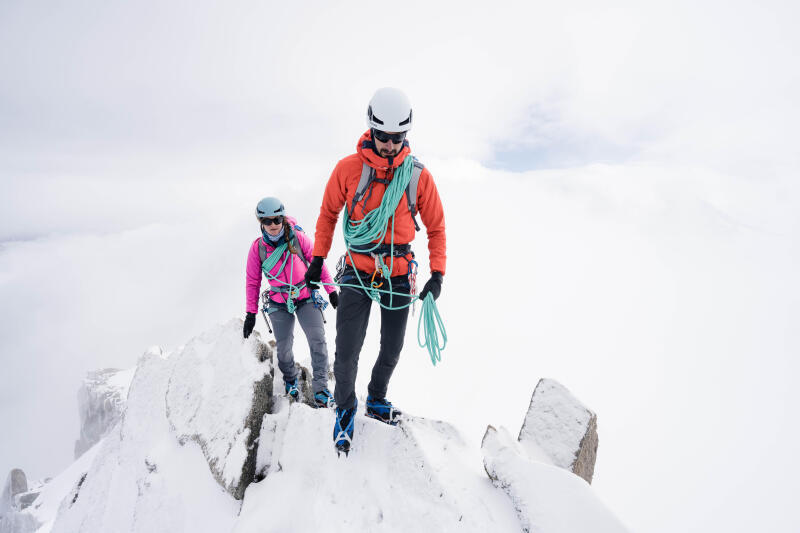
[2,320,628,533]
[238,402,521,532]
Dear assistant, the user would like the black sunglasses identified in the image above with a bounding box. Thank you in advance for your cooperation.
[372,129,406,144]
[260,216,283,226]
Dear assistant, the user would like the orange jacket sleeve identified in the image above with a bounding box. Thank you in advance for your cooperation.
[416,168,447,275]
[312,160,347,258]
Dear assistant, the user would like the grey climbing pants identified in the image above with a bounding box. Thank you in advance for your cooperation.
[333,269,411,410]
[269,301,330,393]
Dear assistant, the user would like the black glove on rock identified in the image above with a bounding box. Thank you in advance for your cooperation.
[304,256,324,290]
[243,312,256,339]
[419,271,443,301]
[329,291,339,309]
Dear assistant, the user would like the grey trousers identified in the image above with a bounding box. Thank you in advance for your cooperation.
[269,301,329,393]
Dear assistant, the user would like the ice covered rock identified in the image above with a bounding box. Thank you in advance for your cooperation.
[1,469,27,512]
[74,367,135,458]
[482,426,627,533]
[0,469,40,533]
[165,319,274,499]
[518,378,598,483]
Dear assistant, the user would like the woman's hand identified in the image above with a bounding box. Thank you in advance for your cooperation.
[243,312,257,338]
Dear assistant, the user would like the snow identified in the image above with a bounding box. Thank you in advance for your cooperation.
[236,401,522,533]
[48,342,240,533]
[6,319,627,533]
[483,426,628,533]
[105,367,136,397]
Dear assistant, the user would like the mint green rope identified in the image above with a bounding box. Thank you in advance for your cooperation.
[260,240,303,313]
[418,294,446,366]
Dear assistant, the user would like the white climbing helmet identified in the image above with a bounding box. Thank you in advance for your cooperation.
[366,87,413,133]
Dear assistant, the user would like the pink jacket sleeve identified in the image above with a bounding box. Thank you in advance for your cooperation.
[297,231,335,294]
[245,239,263,313]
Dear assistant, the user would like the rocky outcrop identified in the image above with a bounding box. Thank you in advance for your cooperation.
[517,378,598,483]
[0,469,27,512]
[165,320,275,500]
[480,379,613,532]
[482,425,626,533]
[0,469,41,533]
[74,367,133,458]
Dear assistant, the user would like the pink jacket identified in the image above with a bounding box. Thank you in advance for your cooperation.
[245,218,335,313]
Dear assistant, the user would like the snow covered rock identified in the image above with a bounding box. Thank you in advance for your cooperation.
[482,425,627,533]
[238,403,521,532]
[18,320,628,533]
[518,378,598,483]
[74,367,135,458]
[0,469,40,533]
[1,469,27,512]
[0,512,39,533]
[50,343,242,533]
[165,319,274,500]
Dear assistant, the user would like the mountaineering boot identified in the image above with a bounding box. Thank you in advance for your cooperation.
[366,395,402,426]
[314,388,336,409]
[333,403,357,456]
[284,378,300,401]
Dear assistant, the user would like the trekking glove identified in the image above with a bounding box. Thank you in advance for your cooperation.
[329,291,339,309]
[243,312,257,339]
[304,256,324,290]
[419,271,443,301]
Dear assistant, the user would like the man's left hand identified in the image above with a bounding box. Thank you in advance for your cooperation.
[419,272,443,301]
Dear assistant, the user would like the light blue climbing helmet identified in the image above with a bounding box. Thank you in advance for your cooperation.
[255,197,285,221]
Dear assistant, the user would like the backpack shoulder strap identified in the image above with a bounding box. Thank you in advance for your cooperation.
[258,239,267,263]
[348,162,375,218]
[292,226,310,268]
[407,157,424,231]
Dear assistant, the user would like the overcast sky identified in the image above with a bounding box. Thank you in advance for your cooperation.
[1,1,799,532]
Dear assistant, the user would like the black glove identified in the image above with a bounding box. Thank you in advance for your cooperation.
[304,256,324,290]
[329,291,339,309]
[243,312,256,338]
[419,271,443,301]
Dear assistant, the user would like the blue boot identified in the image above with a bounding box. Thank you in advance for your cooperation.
[333,402,357,456]
[366,395,401,426]
[314,388,336,409]
[284,378,299,401]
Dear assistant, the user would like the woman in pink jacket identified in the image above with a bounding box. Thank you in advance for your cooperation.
[243,197,338,408]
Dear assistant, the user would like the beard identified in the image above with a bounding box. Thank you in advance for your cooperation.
[379,147,401,157]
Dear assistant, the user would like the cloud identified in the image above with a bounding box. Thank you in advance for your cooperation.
[1,1,799,531]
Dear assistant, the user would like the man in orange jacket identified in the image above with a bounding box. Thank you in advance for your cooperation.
[304,87,446,455]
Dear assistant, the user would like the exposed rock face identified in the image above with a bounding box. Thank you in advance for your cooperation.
[294,362,316,408]
[165,320,275,500]
[517,378,599,483]
[74,367,134,458]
